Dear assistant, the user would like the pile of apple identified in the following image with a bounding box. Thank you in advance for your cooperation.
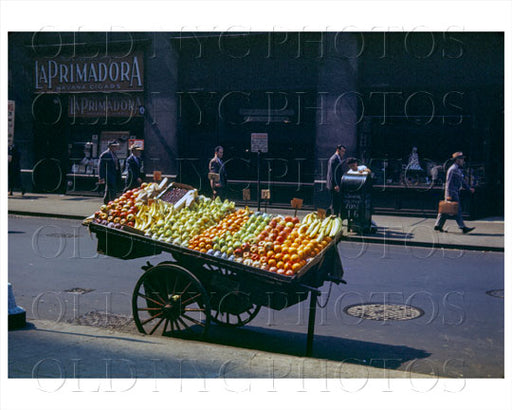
[236,215,305,275]
[93,188,142,229]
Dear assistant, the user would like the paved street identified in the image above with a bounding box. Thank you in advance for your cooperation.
[8,215,504,378]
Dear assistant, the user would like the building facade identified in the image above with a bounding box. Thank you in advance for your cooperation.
[8,31,504,216]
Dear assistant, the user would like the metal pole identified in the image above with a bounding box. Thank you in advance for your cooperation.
[257,150,261,211]
[306,291,318,357]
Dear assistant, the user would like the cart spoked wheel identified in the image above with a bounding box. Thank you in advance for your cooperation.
[210,290,261,327]
[132,264,211,339]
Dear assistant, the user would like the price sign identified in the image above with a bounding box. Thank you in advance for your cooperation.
[243,188,251,201]
[317,208,327,219]
[261,189,271,200]
[291,198,303,209]
[128,138,144,150]
[251,133,268,153]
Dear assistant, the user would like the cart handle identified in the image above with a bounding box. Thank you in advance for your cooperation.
[296,283,322,296]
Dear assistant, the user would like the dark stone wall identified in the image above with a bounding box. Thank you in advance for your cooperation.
[143,34,180,176]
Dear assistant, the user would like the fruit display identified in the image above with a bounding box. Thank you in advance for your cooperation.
[224,213,342,275]
[89,185,343,276]
[92,181,170,229]
[139,196,236,246]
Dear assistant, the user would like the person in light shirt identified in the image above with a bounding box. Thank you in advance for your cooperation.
[346,157,371,174]
[209,145,227,200]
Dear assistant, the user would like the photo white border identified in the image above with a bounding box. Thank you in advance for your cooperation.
[1,1,510,410]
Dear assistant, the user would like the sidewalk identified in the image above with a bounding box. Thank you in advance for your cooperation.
[8,319,435,379]
[8,193,504,251]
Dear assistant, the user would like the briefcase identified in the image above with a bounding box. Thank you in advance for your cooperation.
[438,200,458,216]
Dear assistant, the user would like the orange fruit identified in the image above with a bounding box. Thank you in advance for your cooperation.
[276,261,285,270]
[275,253,283,261]
[282,253,291,263]
[267,250,275,259]
[268,258,277,267]
[290,254,300,263]
[274,244,282,254]
[292,263,301,272]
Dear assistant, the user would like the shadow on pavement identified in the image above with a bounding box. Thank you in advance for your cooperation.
[204,325,430,370]
[8,195,47,200]
[10,321,157,345]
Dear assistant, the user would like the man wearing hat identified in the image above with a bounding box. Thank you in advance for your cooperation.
[98,140,121,204]
[124,143,144,191]
[434,152,475,234]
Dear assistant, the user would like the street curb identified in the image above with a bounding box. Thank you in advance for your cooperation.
[8,210,87,221]
[340,235,504,253]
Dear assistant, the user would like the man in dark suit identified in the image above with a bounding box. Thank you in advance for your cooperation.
[209,145,228,200]
[124,144,144,191]
[326,144,347,217]
[98,140,121,204]
[434,151,475,234]
[8,143,25,196]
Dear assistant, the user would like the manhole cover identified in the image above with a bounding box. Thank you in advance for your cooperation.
[344,303,424,321]
[64,288,94,294]
[486,289,504,298]
[46,232,80,238]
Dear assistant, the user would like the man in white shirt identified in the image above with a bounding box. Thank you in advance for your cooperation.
[346,157,371,174]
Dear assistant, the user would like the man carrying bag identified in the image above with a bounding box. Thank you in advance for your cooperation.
[434,151,475,234]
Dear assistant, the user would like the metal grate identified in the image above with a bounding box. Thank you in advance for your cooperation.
[68,311,135,331]
[344,303,424,321]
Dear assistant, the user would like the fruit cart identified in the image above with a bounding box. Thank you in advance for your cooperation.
[86,220,345,356]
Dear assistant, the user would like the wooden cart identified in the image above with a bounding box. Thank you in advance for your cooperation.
[87,222,345,356]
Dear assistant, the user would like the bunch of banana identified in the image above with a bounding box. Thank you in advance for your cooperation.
[314,215,343,242]
[298,212,343,241]
[297,212,320,235]
[134,199,174,232]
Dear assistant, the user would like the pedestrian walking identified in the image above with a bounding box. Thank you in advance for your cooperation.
[326,144,347,217]
[124,144,144,191]
[434,151,475,234]
[8,143,25,196]
[98,140,121,205]
[209,145,228,200]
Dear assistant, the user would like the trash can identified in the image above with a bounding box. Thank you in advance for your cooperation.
[341,173,374,234]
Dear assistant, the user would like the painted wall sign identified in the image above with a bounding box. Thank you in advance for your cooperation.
[68,93,144,118]
[35,52,144,93]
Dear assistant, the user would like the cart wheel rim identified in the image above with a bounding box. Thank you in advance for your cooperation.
[211,304,261,327]
[210,290,261,327]
[132,264,211,339]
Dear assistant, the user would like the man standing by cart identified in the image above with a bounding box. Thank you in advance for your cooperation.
[98,140,121,204]
[434,151,475,234]
[326,144,347,217]
[124,143,144,191]
[209,145,227,200]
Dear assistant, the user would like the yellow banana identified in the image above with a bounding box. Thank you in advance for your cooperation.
[309,220,321,238]
[329,218,342,237]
